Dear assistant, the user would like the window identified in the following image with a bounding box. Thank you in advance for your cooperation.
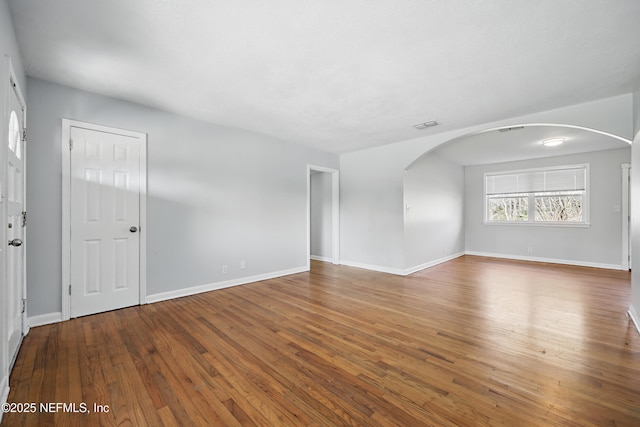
[485,164,589,226]
[8,110,21,159]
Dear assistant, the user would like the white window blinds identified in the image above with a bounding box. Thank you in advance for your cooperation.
[485,165,586,195]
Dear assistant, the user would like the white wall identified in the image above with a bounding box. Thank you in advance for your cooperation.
[0,0,26,414]
[631,89,640,331]
[465,148,630,268]
[310,172,332,261]
[404,152,464,271]
[25,78,338,317]
[340,94,633,273]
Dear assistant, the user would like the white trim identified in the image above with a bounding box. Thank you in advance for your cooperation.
[404,252,465,275]
[310,255,333,263]
[481,221,591,228]
[339,260,406,276]
[27,312,62,328]
[621,163,631,270]
[146,266,308,304]
[341,253,465,276]
[464,250,624,270]
[628,306,640,336]
[307,165,340,267]
[61,119,147,320]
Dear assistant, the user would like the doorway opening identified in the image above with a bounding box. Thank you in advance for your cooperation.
[307,165,339,267]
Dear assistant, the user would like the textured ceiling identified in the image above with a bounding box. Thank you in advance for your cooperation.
[433,125,631,166]
[8,0,640,153]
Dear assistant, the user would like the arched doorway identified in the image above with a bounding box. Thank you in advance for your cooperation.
[404,123,631,273]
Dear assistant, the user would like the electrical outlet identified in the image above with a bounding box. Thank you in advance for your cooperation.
[222,265,228,275]
[527,247,533,254]
[240,260,246,270]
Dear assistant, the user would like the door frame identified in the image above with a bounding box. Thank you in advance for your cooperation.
[61,119,147,321]
[622,163,631,270]
[307,165,340,267]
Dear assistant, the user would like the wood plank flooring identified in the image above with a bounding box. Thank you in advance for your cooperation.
[3,256,640,426]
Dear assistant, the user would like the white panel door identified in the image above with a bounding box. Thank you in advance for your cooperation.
[70,127,141,317]
[6,76,26,364]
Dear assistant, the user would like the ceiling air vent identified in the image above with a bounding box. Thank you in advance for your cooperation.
[413,121,439,130]
[498,126,524,133]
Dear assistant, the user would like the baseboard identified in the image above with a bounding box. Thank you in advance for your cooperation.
[28,312,62,328]
[1,374,9,424]
[629,306,640,336]
[464,251,623,270]
[339,260,406,276]
[24,269,311,323]
[404,252,465,275]
[310,255,333,263]
[146,266,309,304]
[340,253,465,277]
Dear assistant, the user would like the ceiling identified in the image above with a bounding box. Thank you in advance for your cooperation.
[8,0,640,154]
[432,125,631,166]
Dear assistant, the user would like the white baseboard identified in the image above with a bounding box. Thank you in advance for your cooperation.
[339,260,406,276]
[146,266,309,304]
[23,268,310,324]
[28,312,62,328]
[1,374,9,424]
[404,252,465,275]
[629,306,640,336]
[341,253,465,276]
[310,255,333,263]
[464,251,623,270]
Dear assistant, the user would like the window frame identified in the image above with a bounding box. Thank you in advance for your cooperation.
[483,163,590,227]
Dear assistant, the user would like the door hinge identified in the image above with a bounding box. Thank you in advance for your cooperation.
[69,285,72,295]
[21,299,26,314]
[69,139,73,150]
[22,127,27,142]
[21,211,27,227]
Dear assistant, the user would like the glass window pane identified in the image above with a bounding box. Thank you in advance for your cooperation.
[8,110,18,153]
[488,197,528,221]
[535,194,583,222]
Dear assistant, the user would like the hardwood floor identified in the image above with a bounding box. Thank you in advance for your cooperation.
[3,256,639,426]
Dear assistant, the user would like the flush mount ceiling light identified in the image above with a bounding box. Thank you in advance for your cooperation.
[413,120,439,130]
[542,137,565,147]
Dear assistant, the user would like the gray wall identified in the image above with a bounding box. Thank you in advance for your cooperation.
[0,0,25,89]
[465,148,630,268]
[26,78,338,317]
[310,172,332,260]
[404,152,464,270]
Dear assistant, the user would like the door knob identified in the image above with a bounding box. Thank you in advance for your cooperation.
[8,238,22,247]
[130,226,138,233]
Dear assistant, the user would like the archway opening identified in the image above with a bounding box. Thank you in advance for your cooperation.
[404,123,631,273]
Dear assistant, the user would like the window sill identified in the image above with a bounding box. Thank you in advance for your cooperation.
[483,221,591,228]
